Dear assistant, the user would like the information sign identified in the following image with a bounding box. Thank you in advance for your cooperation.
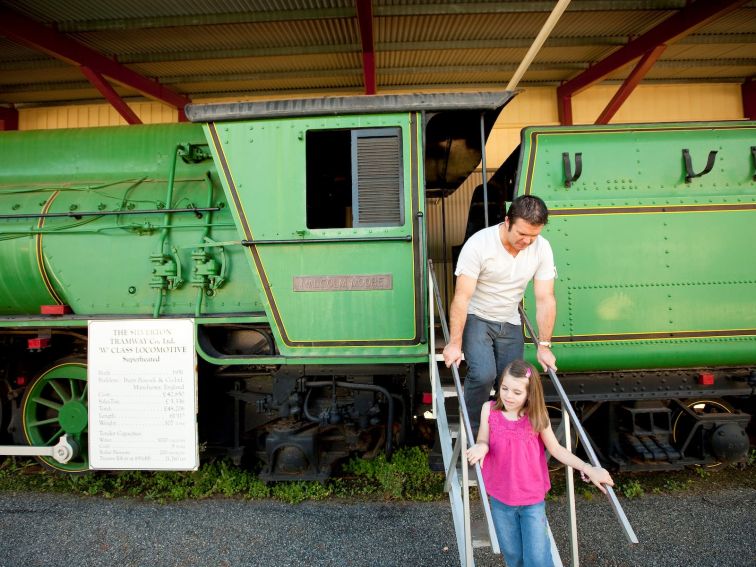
[88,319,198,470]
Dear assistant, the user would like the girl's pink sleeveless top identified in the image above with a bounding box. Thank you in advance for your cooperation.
[482,402,551,506]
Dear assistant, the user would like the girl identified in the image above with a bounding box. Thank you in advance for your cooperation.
[466,359,614,567]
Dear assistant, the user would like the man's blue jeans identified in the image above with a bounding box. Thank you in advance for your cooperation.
[490,498,553,567]
[462,314,524,435]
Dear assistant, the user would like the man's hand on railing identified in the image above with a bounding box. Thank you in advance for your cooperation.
[536,344,557,373]
[442,342,463,368]
[465,442,489,466]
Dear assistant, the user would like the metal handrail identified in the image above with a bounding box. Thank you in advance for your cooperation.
[428,260,500,560]
[518,305,639,545]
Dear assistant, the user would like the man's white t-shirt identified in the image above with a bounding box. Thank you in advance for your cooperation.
[454,224,556,325]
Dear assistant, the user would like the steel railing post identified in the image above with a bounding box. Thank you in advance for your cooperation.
[564,406,579,566]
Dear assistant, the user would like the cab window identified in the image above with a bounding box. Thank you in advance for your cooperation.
[306,127,403,229]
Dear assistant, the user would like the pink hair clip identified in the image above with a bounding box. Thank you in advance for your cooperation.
[525,367,531,378]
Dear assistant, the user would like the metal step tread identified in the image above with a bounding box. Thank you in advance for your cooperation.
[470,515,491,548]
[452,460,479,487]
[439,385,495,398]
[433,353,465,362]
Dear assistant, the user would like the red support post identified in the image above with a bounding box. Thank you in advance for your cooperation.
[595,45,667,125]
[0,106,19,130]
[0,7,191,116]
[355,0,377,95]
[743,79,755,120]
[80,66,143,125]
[557,91,573,126]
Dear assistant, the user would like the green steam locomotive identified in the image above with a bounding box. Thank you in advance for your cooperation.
[0,91,753,477]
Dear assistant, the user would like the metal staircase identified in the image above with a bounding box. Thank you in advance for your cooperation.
[427,260,638,567]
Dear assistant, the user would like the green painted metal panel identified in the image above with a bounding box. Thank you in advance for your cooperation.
[205,113,428,360]
[0,124,263,318]
[519,121,756,371]
[0,193,60,314]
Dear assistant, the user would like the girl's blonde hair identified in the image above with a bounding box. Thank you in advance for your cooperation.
[493,360,550,432]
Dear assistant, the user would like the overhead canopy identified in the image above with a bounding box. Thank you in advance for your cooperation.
[188,90,517,194]
[185,90,515,121]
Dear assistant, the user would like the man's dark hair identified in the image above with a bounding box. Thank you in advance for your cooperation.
[506,195,548,226]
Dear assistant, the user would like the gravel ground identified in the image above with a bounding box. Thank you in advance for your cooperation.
[0,486,753,567]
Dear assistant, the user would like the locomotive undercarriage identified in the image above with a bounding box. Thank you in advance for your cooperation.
[1,327,753,476]
[543,368,754,472]
[205,364,417,481]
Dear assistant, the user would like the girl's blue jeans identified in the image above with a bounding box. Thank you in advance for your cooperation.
[489,497,554,567]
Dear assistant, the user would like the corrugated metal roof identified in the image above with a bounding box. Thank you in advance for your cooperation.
[6,0,356,23]
[0,1,753,107]
[69,19,360,55]
[378,46,609,68]
[130,53,361,78]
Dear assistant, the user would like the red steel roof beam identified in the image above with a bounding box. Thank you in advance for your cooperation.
[356,0,377,95]
[559,0,748,96]
[0,7,191,121]
[556,0,748,123]
[0,106,19,131]
[594,45,666,125]
[80,66,143,125]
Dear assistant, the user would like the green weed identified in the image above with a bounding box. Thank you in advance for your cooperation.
[693,466,710,480]
[271,481,331,504]
[0,449,445,503]
[341,446,444,501]
[617,479,644,499]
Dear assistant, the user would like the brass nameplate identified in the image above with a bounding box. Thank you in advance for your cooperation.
[293,274,393,292]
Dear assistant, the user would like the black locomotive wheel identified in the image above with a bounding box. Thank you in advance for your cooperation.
[671,398,735,468]
[21,360,89,473]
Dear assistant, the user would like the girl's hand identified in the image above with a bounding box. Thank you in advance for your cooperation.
[465,443,488,465]
[582,465,614,493]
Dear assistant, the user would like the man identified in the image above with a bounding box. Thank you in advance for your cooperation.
[442,195,557,433]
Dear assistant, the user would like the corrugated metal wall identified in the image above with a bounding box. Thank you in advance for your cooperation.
[18,101,179,130]
[572,83,745,124]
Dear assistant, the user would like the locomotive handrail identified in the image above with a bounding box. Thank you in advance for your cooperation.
[241,235,412,245]
[682,148,717,183]
[518,305,639,545]
[0,207,221,220]
[562,151,583,188]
